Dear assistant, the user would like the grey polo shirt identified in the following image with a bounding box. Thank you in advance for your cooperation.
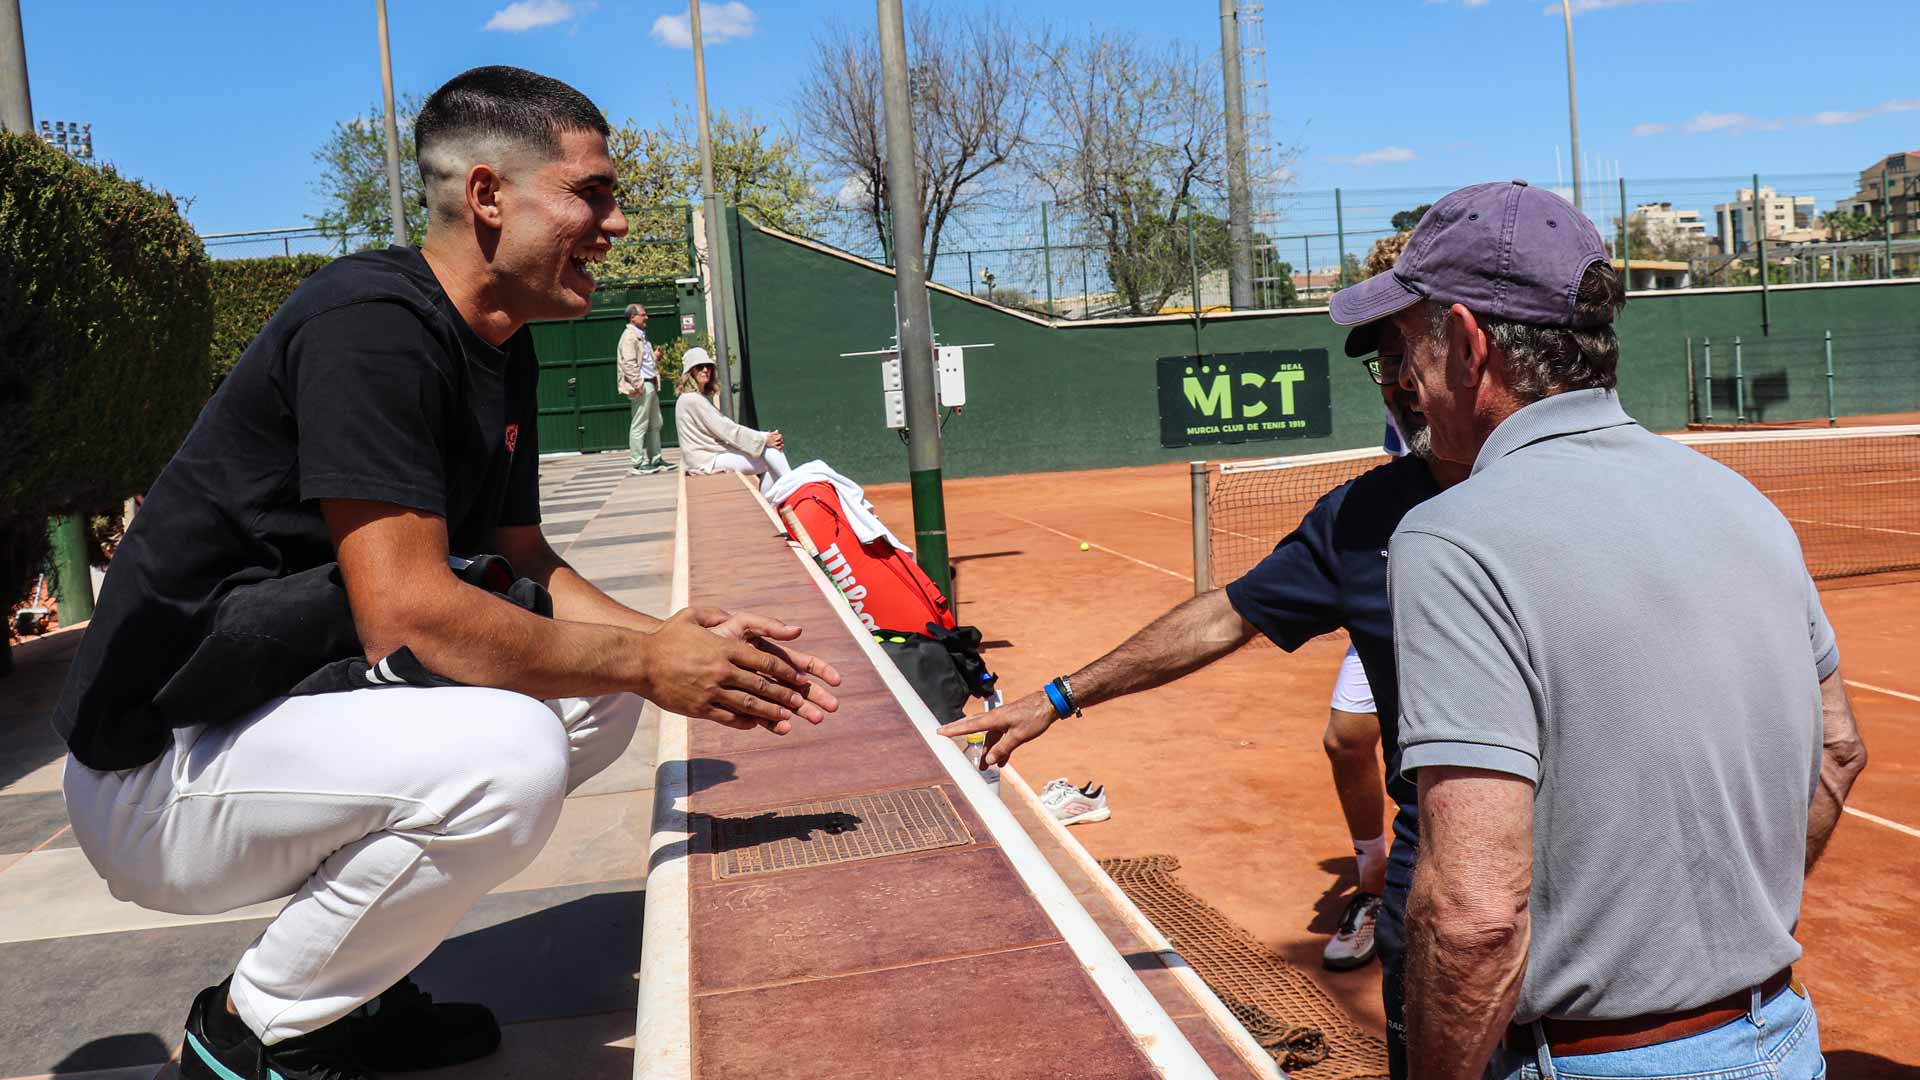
[1389,388,1838,1024]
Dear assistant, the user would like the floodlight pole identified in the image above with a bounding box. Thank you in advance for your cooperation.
[0,0,29,134]
[375,0,409,248]
[690,0,738,418]
[1560,0,1583,211]
[1218,0,1253,309]
[876,0,950,595]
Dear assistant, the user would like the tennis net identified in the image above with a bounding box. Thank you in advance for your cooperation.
[1203,424,1920,588]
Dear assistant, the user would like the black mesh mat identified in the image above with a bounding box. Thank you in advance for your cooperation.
[1101,855,1390,1080]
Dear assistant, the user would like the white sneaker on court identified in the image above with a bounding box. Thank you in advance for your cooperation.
[1323,892,1381,971]
[1040,779,1110,826]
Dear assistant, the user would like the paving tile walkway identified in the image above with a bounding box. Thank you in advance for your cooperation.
[0,451,678,1080]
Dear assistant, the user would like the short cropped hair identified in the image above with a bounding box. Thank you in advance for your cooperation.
[415,66,610,215]
[1429,260,1628,400]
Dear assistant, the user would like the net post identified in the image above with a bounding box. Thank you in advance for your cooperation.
[1733,336,1746,423]
[1189,460,1211,596]
[1824,330,1836,427]
[1702,338,1713,424]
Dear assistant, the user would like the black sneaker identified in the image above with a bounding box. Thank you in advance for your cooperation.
[345,976,501,1072]
[181,981,371,1080]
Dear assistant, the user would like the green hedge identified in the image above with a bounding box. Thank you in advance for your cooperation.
[0,132,212,619]
[210,254,328,386]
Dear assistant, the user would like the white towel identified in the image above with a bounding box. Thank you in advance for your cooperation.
[762,459,913,554]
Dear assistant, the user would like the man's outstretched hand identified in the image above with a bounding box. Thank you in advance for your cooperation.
[937,690,1057,768]
[640,607,841,734]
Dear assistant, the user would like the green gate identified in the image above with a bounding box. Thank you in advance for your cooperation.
[530,278,704,454]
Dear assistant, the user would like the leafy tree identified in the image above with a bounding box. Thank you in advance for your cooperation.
[1390,203,1431,232]
[308,96,426,248]
[1820,210,1882,243]
[603,105,822,281]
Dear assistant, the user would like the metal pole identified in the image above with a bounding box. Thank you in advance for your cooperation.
[1753,175,1770,336]
[47,516,93,624]
[877,0,949,596]
[1884,167,1894,279]
[966,250,974,297]
[1218,0,1253,309]
[1733,335,1746,422]
[375,0,409,248]
[1684,336,1695,423]
[1619,176,1630,288]
[0,0,31,134]
[1824,330,1836,427]
[1334,188,1348,287]
[690,0,737,417]
[1560,0,1583,210]
[1041,201,1055,315]
[1189,461,1211,595]
[1082,251,1091,319]
[1702,338,1713,424]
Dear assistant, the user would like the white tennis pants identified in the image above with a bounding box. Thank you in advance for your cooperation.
[710,446,791,491]
[62,685,641,1044]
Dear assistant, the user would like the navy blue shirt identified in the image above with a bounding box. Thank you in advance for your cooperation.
[1224,454,1440,870]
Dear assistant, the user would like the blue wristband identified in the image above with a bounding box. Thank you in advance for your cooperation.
[1043,680,1073,719]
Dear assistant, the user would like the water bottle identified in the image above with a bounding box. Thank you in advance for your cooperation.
[963,732,1000,799]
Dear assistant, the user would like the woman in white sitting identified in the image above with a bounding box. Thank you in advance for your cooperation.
[673,347,791,482]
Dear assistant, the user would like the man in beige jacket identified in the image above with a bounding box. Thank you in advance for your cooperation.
[616,304,670,474]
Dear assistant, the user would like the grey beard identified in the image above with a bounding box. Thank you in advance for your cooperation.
[1404,424,1435,459]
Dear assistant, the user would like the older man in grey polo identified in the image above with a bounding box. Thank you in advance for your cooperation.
[1329,181,1867,1080]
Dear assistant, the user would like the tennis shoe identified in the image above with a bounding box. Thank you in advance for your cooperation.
[181,980,372,1080]
[345,975,500,1071]
[1323,892,1381,971]
[1041,779,1110,825]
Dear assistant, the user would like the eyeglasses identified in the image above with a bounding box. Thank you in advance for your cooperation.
[1364,354,1405,386]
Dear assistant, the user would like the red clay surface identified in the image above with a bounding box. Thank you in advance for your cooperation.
[867,458,1920,1079]
[680,474,1263,1080]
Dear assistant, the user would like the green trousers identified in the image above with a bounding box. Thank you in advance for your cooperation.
[629,383,664,467]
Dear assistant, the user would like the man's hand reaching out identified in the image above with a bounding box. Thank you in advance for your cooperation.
[640,608,841,734]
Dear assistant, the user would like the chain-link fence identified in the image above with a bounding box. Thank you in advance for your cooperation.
[198,206,698,278]
[800,169,1920,323]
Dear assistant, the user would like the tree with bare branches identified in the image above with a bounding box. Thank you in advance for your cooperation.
[795,9,1041,275]
[1028,33,1238,315]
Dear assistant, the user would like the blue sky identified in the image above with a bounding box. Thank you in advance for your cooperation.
[17,0,1917,237]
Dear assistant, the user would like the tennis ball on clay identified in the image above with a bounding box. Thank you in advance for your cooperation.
[1078,542,1091,552]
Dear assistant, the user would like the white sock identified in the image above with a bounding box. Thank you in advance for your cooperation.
[1354,834,1388,891]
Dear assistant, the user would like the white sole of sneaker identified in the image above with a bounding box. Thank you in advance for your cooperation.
[1057,806,1111,826]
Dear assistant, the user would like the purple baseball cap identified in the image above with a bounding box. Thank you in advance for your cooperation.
[1331,180,1610,357]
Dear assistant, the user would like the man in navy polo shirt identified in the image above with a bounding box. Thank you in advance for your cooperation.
[943,320,1469,1079]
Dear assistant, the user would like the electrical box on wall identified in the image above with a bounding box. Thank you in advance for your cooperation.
[880,356,902,392]
[935,346,966,408]
[883,389,907,429]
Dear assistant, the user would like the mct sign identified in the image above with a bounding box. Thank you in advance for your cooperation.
[1156,350,1332,447]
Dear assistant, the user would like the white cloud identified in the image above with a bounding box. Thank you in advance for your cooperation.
[1330,146,1416,167]
[1809,98,1920,126]
[1633,98,1918,137]
[651,2,758,49]
[484,0,591,32]
[1541,0,1684,14]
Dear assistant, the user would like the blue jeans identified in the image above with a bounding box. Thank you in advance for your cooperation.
[1485,982,1825,1080]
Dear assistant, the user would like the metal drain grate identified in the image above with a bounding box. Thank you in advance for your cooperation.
[1101,855,1391,1080]
[711,786,974,880]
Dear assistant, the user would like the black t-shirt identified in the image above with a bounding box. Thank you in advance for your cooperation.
[54,247,541,769]
[1224,455,1440,872]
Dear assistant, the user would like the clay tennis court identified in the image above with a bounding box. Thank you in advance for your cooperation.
[865,434,1920,1079]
